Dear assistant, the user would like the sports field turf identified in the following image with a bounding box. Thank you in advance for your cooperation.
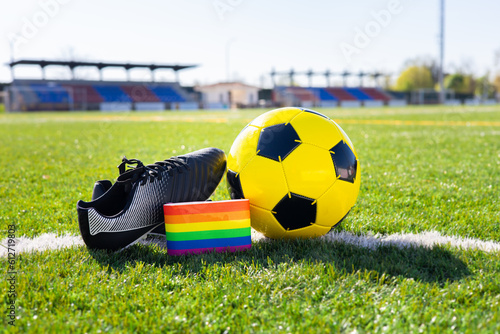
[1,105,499,333]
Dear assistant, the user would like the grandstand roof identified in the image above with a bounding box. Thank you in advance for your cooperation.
[9,59,197,71]
[8,59,198,82]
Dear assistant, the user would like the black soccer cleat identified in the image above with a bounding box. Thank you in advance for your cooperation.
[77,148,227,251]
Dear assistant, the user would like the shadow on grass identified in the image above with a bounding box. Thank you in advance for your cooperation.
[89,235,471,284]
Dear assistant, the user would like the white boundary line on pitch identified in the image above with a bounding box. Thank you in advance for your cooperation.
[1,230,500,257]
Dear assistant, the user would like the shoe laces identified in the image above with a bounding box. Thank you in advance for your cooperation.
[118,156,191,185]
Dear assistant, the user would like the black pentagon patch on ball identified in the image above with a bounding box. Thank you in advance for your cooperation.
[330,141,357,183]
[302,108,330,120]
[272,193,317,230]
[257,123,301,162]
[226,169,244,199]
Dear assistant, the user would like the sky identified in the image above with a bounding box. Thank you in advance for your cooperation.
[1,0,499,88]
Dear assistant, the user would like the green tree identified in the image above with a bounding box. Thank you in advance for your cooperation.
[401,56,440,85]
[475,75,496,99]
[394,66,434,92]
[493,74,500,94]
[435,73,475,94]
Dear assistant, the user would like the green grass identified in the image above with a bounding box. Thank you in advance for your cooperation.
[0,103,4,113]
[1,106,500,333]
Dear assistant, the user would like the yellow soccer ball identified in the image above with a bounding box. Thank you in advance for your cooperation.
[227,107,360,239]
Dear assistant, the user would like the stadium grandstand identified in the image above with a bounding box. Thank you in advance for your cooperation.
[273,86,405,108]
[6,60,199,111]
[8,79,199,112]
[270,69,405,108]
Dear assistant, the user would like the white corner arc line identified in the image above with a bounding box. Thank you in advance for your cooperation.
[0,233,84,257]
[253,230,500,253]
[1,230,500,257]
[318,231,500,253]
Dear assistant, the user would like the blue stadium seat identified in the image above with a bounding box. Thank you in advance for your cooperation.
[149,86,186,103]
[308,88,337,101]
[93,85,132,102]
[30,84,71,103]
[344,88,373,101]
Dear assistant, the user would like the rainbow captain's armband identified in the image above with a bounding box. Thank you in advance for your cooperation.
[163,199,251,255]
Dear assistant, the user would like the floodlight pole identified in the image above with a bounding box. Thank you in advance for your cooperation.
[438,0,445,104]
